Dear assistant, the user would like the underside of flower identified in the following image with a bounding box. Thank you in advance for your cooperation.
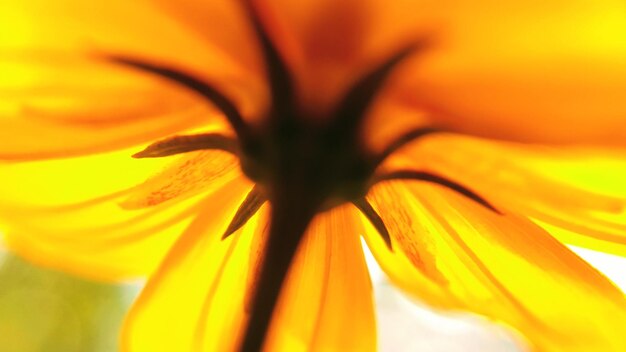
[107,1,501,350]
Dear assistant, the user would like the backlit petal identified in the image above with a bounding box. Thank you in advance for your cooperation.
[123,202,375,351]
[362,181,626,351]
[0,55,228,160]
[0,0,266,159]
[0,147,245,281]
[393,0,626,144]
[385,135,626,256]
[150,0,262,79]
[121,181,256,352]
[267,0,434,113]
[0,0,256,88]
[121,150,240,209]
[266,204,376,352]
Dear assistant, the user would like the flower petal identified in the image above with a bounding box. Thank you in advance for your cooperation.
[362,181,626,351]
[0,147,244,281]
[0,55,226,160]
[123,202,375,351]
[266,0,434,113]
[120,150,240,209]
[1,0,266,161]
[0,0,252,83]
[138,0,274,119]
[385,135,626,256]
[266,204,376,351]
[121,180,256,352]
[394,0,626,144]
[150,0,262,78]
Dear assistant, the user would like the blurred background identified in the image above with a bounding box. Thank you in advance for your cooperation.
[1,241,624,352]
[0,247,138,352]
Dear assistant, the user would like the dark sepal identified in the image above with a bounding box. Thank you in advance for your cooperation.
[132,133,239,158]
[375,126,442,165]
[331,40,430,137]
[108,56,250,139]
[352,197,393,251]
[222,185,267,240]
[375,170,501,214]
[240,0,295,117]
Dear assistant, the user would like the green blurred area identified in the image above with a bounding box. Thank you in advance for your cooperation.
[0,251,139,352]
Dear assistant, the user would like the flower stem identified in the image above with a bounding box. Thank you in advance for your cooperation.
[239,192,319,351]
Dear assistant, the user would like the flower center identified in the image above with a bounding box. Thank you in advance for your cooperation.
[238,109,374,210]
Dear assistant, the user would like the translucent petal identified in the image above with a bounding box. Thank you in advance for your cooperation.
[362,181,626,351]
[385,135,626,256]
[0,55,226,160]
[266,204,376,352]
[0,146,247,281]
[0,0,254,86]
[0,0,265,160]
[393,0,626,144]
[121,150,240,209]
[150,0,262,78]
[121,181,255,352]
[146,0,275,119]
[267,0,434,113]
[123,203,375,351]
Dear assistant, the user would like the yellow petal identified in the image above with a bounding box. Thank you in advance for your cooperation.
[267,0,434,113]
[386,134,626,256]
[122,180,256,352]
[140,0,273,118]
[121,150,240,209]
[394,0,626,144]
[267,0,375,111]
[123,202,375,351]
[266,204,376,352]
[1,0,266,157]
[362,181,626,352]
[0,55,225,160]
[0,0,251,85]
[150,0,262,79]
[0,147,245,281]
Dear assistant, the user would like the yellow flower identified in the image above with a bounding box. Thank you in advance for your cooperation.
[2,0,626,351]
